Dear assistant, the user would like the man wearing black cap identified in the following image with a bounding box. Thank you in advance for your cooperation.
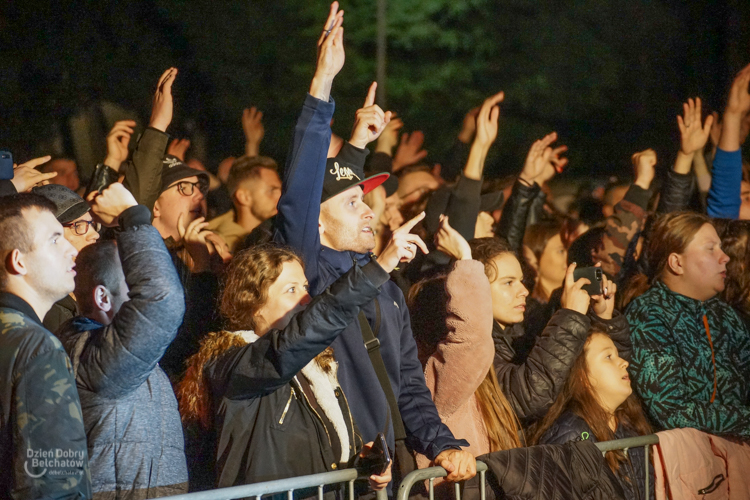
[34,184,101,333]
[275,2,476,484]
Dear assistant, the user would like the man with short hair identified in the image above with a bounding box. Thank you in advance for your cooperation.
[0,193,91,499]
[56,183,188,498]
[207,155,281,252]
[34,184,101,333]
[276,3,475,483]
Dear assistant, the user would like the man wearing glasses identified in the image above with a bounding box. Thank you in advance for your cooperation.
[34,184,101,332]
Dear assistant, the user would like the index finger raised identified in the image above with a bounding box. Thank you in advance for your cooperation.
[19,155,52,170]
[364,81,377,107]
[395,210,425,234]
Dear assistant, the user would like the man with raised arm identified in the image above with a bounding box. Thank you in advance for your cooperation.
[56,183,188,498]
[275,2,476,483]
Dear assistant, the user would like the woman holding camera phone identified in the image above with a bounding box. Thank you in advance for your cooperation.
[176,244,393,493]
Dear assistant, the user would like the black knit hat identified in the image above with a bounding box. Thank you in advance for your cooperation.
[321,157,389,203]
[160,155,210,194]
[32,184,90,224]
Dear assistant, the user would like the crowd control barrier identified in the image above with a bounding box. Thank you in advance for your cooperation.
[396,435,660,500]
[159,468,387,500]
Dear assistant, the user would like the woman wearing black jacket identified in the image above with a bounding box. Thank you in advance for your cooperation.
[467,237,630,426]
[177,244,395,492]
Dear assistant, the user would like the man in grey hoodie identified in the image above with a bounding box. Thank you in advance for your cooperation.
[56,183,188,499]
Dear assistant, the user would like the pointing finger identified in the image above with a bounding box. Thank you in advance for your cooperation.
[364,81,377,107]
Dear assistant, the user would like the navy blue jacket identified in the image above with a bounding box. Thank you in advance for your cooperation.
[540,411,653,500]
[274,94,467,459]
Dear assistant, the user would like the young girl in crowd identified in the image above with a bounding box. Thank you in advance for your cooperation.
[531,327,654,500]
[177,245,392,493]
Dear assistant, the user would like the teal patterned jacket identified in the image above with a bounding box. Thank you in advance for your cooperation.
[626,281,750,438]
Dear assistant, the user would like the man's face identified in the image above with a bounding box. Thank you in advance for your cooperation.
[242,168,282,222]
[674,223,729,301]
[23,208,78,302]
[154,176,205,240]
[319,186,376,254]
[63,212,100,253]
[44,159,80,192]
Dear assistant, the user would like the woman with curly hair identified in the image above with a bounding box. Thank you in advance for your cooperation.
[177,244,394,493]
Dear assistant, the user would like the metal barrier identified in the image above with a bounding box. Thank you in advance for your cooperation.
[159,468,387,500]
[396,435,659,500]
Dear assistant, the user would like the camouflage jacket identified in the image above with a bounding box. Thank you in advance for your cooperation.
[597,184,650,281]
[0,293,91,500]
[626,281,750,438]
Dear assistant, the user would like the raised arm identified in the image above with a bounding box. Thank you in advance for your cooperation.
[212,261,390,400]
[274,2,344,283]
[75,184,186,399]
[122,68,176,211]
[426,221,493,420]
[658,98,713,214]
[497,132,567,251]
[708,63,750,219]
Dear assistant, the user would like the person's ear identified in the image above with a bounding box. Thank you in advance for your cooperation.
[666,252,684,276]
[318,217,326,237]
[6,249,28,276]
[235,187,252,208]
[93,285,112,313]
[152,199,161,219]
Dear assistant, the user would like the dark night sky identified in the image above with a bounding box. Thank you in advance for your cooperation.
[1,0,748,182]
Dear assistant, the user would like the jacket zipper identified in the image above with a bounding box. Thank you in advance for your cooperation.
[279,386,295,424]
[294,376,332,446]
[339,387,358,450]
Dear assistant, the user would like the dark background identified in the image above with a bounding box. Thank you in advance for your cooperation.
[1,0,748,181]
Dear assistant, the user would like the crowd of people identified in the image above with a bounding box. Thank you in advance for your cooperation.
[2,3,750,499]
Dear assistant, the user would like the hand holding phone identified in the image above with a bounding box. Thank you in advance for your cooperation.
[573,266,603,296]
[353,433,391,477]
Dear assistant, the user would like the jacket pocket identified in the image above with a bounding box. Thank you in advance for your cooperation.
[271,386,296,430]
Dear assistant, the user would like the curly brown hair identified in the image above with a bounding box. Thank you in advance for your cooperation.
[220,244,303,332]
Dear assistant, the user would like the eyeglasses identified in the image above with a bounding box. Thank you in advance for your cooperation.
[174,180,206,197]
[63,220,100,236]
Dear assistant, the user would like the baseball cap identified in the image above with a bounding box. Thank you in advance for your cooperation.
[33,184,90,224]
[321,157,389,203]
[161,155,210,194]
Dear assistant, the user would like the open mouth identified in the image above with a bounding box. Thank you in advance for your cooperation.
[362,226,373,234]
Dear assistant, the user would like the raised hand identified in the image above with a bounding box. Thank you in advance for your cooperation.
[560,263,591,315]
[473,91,504,149]
[349,82,392,149]
[590,269,616,320]
[104,120,136,171]
[177,214,213,273]
[310,2,345,101]
[457,107,480,144]
[242,106,265,157]
[520,132,567,185]
[86,182,138,226]
[631,148,657,188]
[167,138,191,161]
[150,68,177,132]
[376,211,429,273]
[678,97,713,155]
[9,155,56,192]
[720,63,750,152]
[434,215,471,261]
[392,130,428,172]
[375,114,403,156]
